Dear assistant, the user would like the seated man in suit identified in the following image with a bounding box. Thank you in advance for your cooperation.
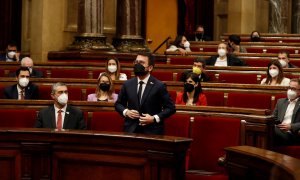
[0,42,20,62]
[273,78,300,146]
[206,42,246,66]
[180,56,210,82]
[278,50,298,68]
[4,67,39,99]
[115,52,176,135]
[10,57,44,78]
[35,82,86,130]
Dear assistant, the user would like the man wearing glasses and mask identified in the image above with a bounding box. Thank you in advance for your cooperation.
[115,53,175,135]
[273,78,300,146]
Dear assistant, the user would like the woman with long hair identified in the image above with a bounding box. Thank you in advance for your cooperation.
[105,57,127,80]
[87,72,118,102]
[176,72,207,106]
[260,60,290,86]
[166,35,191,55]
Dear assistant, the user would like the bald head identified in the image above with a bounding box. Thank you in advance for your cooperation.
[21,57,33,68]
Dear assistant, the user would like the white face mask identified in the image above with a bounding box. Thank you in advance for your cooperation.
[287,89,298,100]
[108,65,117,73]
[279,60,287,68]
[269,69,279,78]
[184,41,190,48]
[18,78,29,87]
[57,93,68,106]
[7,51,16,59]
[218,49,226,57]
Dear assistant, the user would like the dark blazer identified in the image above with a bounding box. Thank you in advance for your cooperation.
[273,98,300,134]
[180,70,210,82]
[35,105,86,130]
[115,75,176,135]
[4,83,39,99]
[10,69,44,78]
[206,55,247,66]
[288,63,298,68]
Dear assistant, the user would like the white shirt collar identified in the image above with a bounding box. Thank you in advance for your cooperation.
[54,104,67,113]
[137,73,150,85]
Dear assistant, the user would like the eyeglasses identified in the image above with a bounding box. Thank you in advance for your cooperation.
[287,87,300,91]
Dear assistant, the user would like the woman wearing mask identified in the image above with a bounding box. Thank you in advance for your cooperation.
[250,31,262,42]
[206,42,246,66]
[260,60,290,86]
[166,35,191,55]
[176,73,207,106]
[104,57,127,81]
[87,72,118,102]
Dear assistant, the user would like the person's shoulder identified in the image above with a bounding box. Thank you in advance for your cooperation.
[67,105,82,113]
[4,84,16,91]
[119,73,127,80]
[39,105,53,114]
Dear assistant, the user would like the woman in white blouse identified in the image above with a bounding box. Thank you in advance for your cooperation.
[261,60,290,86]
[166,35,191,55]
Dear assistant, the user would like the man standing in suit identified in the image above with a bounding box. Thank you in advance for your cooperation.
[4,67,39,99]
[115,53,176,135]
[273,78,300,146]
[35,82,86,130]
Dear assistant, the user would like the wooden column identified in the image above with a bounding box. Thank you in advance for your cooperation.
[112,0,149,52]
[68,0,114,51]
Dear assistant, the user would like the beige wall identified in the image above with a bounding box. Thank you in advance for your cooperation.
[22,0,77,62]
[146,0,178,54]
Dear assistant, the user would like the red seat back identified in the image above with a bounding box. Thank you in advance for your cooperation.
[152,71,174,81]
[0,109,37,128]
[169,57,196,65]
[164,114,190,137]
[90,111,124,132]
[218,73,258,84]
[227,92,272,109]
[203,91,224,106]
[188,116,240,172]
[50,69,89,78]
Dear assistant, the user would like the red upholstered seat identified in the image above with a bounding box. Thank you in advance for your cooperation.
[218,73,258,84]
[151,71,174,81]
[50,69,90,78]
[242,58,271,67]
[0,68,4,77]
[0,84,5,99]
[186,116,240,179]
[169,57,196,65]
[0,109,37,128]
[39,85,52,100]
[90,111,123,132]
[168,90,177,103]
[227,92,272,109]
[289,60,300,67]
[164,114,190,137]
[91,69,105,79]
[203,91,224,106]
[190,47,217,52]
[67,86,84,100]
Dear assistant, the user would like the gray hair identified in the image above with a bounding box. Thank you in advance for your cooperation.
[51,82,67,95]
[20,57,33,66]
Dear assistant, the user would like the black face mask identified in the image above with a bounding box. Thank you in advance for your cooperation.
[134,63,148,77]
[251,36,260,42]
[184,83,195,92]
[99,83,110,91]
[196,33,203,40]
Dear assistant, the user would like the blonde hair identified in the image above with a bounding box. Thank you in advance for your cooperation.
[95,72,114,100]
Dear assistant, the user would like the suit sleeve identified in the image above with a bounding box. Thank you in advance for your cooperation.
[35,111,43,128]
[32,85,39,99]
[272,100,280,123]
[76,110,87,130]
[115,83,128,117]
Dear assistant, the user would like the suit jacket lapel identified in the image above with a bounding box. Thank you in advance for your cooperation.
[49,106,56,128]
[63,106,71,129]
[141,76,154,106]
[291,99,300,123]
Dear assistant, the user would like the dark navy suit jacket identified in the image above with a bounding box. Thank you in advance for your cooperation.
[115,75,175,135]
[35,105,86,130]
[4,83,39,99]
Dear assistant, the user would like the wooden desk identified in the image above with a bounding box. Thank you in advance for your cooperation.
[0,128,191,180]
[224,146,300,180]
